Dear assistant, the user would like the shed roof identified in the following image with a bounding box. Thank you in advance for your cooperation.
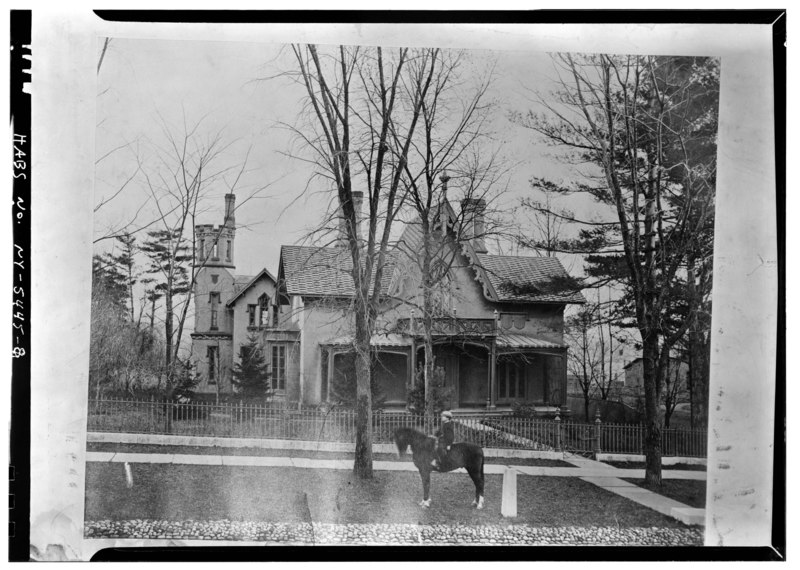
[495,332,566,350]
[322,333,412,348]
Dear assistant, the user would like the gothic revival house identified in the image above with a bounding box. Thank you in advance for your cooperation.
[190,193,585,412]
[190,194,287,399]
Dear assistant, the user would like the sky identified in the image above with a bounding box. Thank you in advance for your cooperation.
[93,37,596,278]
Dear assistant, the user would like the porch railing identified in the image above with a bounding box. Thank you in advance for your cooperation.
[87,397,707,457]
[395,317,496,337]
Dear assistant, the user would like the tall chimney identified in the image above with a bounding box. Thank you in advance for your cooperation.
[224,193,236,228]
[338,191,363,247]
[461,198,487,254]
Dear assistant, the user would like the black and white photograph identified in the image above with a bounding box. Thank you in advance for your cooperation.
[19,11,782,561]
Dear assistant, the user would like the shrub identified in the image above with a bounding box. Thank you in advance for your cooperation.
[329,352,386,411]
[511,401,539,418]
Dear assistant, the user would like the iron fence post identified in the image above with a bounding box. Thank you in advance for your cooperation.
[593,409,602,457]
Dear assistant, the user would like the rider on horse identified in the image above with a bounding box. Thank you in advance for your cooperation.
[431,410,455,469]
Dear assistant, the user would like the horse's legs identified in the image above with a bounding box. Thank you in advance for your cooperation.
[419,469,432,508]
[468,460,485,509]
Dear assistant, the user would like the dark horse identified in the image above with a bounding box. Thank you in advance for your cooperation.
[393,427,485,509]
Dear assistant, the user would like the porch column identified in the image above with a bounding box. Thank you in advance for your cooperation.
[559,348,568,405]
[326,347,334,403]
[410,338,417,391]
[488,340,497,409]
[543,355,550,405]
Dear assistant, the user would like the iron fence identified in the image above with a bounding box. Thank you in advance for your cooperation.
[87,397,707,457]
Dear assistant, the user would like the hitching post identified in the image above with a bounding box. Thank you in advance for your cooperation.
[554,408,562,452]
[501,466,517,518]
[593,409,602,458]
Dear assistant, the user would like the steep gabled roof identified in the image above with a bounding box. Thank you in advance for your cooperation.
[280,245,395,298]
[226,268,277,306]
[474,253,586,304]
[233,275,255,293]
[394,200,585,305]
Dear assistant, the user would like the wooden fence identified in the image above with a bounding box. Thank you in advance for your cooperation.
[87,397,707,457]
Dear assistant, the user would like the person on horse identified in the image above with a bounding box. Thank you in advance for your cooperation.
[431,410,455,469]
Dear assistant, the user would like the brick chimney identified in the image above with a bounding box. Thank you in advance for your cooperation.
[338,191,363,247]
[461,197,487,253]
[224,193,236,228]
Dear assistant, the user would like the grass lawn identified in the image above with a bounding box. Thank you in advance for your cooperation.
[86,442,575,468]
[622,478,706,509]
[85,463,694,529]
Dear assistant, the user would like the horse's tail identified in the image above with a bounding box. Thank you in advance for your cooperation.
[394,428,409,456]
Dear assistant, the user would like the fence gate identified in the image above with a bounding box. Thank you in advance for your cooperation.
[559,421,597,458]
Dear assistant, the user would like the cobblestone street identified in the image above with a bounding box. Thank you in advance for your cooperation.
[85,519,703,546]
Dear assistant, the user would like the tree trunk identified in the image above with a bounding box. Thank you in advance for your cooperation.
[421,220,436,418]
[641,331,662,489]
[352,304,374,478]
[583,390,590,424]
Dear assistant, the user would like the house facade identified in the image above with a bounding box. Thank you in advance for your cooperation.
[190,193,585,412]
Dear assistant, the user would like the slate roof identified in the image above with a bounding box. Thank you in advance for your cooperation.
[395,202,584,305]
[475,253,586,304]
[280,246,395,298]
[233,275,254,293]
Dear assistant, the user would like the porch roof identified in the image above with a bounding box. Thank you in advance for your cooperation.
[322,333,413,348]
[495,332,566,350]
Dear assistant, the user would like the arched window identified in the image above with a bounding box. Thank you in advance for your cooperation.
[258,293,270,327]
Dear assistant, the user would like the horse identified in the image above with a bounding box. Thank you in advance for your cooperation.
[393,426,485,509]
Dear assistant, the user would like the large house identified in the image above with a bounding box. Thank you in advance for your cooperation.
[190,193,585,412]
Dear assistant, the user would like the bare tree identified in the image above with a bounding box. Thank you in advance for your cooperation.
[137,116,268,403]
[289,45,438,478]
[661,360,690,429]
[387,50,509,416]
[565,291,626,421]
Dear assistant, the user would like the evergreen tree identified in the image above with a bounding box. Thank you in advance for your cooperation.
[231,334,272,402]
[329,352,386,411]
[103,233,140,321]
[517,54,718,488]
[141,227,192,394]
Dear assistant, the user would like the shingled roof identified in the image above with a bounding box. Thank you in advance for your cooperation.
[233,275,254,293]
[395,202,584,305]
[475,253,586,304]
[226,268,277,307]
[280,246,395,298]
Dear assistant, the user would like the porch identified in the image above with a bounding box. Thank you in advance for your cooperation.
[319,325,568,411]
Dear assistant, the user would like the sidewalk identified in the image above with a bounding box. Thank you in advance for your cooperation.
[87,432,705,526]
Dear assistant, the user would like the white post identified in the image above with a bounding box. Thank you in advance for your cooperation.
[501,466,517,518]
